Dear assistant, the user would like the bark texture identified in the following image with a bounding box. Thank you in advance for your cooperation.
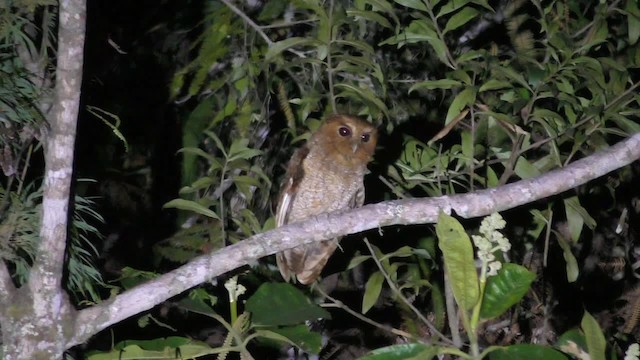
[1,0,85,358]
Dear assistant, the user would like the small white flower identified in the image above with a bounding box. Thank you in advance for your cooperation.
[224,276,247,303]
[475,213,511,277]
[488,261,502,276]
[625,343,640,360]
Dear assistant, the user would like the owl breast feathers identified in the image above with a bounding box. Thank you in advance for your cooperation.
[275,114,378,284]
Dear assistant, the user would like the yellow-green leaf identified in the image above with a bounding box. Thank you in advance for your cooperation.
[581,311,606,360]
[363,271,384,314]
[436,211,479,311]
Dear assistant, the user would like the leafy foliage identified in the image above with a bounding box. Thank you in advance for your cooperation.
[2,0,636,358]
[156,0,640,357]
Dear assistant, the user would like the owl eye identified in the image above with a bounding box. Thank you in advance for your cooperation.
[338,126,351,137]
[361,133,371,143]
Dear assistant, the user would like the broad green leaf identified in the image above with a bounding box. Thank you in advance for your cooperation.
[334,39,375,55]
[228,148,262,162]
[257,0,288,21]
[445,87,476,124]
[488,344,569,360]
[493,66,531,90]
[556,329,588,358]
[443,7,479,34]
[265,37,322,60]
[471,0,493,11]
[436,211,479,311]
[393,0,428,11]
[86,337,217,360]
[380,19,437,45]
[486,166,499,188]
[257,325,322,354]
[360,343,433,359]
[245,283,330,326]
[347,9,393,28]
[334,83,389,116]
[178,147,216,163]
[436,0,471,18]
[480,263,535,320]
[581,311,606,360]
[163,199,220,220]
[556,236,579,283]
[627,0,640,44]
[461,131,473,168]
[348,255,371,269]
[564,197,597,243]
[564,196,584,243]
[179,177,215,194]
[479,80,512,92]
[514,156,541,179]
[363,271,384,314]
[409,79,462,92]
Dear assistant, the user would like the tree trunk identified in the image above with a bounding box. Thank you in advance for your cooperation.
[0,0,85,358]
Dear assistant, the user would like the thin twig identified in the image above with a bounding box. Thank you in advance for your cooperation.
[219,0,273,46]
[326,0,337,113]
[260,18,318,29]
[498,134,524,186]
[378,175,408,199]
[220,0,307,58]
[314,285,417,341]
[363,238,454,345]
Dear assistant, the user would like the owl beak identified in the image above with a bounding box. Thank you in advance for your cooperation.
[351,142,359,154]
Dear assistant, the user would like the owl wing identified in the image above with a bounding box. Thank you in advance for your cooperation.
[293,184,365,285]
[275,145,309,282]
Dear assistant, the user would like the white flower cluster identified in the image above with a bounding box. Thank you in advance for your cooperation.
[472,213,511,276]
[625,343,640,360]
[224,276,247,303]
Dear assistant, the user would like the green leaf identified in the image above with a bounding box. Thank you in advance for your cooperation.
[445,87,476,124]
[334,83,389,116]
[514,156,541,179]
[409,79,462,92]
[379,19,451,66]
[479,79,512,92]
[245,283,331,326]
[86,337,217,360]
[163,199,220,220]
[581,311,606,360]
[627,0,640,44]
[179,177,215,194]
[461,131,473,168]
[436,211,479,311]
[556,236,579,283]
[393,0,428,11]
[480,263,535,320]
[556,329,587,357]
[563,196,596,243]
[488,344,569,360]
[436,0,471,18]
[347,9,393,28]
[257,325,322,354]
[363,271,384,314]
[265,37,322,60]
[360,343,433,360]
[443,7,479,34]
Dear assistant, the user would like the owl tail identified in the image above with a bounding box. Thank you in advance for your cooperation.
[276,252,293,283]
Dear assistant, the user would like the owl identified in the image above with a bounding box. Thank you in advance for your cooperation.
[275,114,378,284]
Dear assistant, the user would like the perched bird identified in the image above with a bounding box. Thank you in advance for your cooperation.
[276,114,378,284]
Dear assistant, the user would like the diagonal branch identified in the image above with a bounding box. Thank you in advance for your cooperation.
[68,132,640,348]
